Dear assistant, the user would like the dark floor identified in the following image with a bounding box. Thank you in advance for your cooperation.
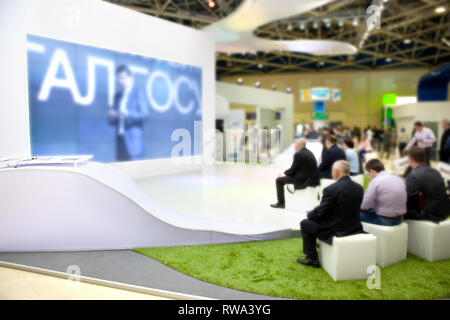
[0,250,286,300]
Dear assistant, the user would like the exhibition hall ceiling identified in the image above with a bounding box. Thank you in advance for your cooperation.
[106,0,449,76]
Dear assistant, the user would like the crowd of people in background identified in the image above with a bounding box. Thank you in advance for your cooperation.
[299,119,450,166]
[272,120,450,268]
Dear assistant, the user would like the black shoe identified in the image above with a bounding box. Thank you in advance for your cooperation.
[297,257,321,268]
[270,203,285,209]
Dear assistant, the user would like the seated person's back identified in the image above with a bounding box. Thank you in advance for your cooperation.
[298,160,364,267]
[270,139,320,209]
[405,147,450,222]
[319,135,346,179]
[309,171,364,237]
[343,139,359,175]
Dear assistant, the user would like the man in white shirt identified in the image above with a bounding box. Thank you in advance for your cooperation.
[403,121,436,164]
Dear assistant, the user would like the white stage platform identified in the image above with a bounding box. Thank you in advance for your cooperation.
[0,162,306,251]
[135,164,308,230]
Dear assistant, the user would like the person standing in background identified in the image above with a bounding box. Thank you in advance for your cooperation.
[305,124,318,139]
[403,121,436,165]
[359,135,373,162]
[365,126,373,142]
[391,129,397,157]
[439,119,450,163]
[440,120,450,192]
[398,128,409,156]
[381,128,392,159]
[352,126,361,144]
[373,127,383,152]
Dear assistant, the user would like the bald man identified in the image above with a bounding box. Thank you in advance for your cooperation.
[271,139,320,209]
[298,160,364,268]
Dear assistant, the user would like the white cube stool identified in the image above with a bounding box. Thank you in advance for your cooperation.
[405,219,450,262]
[284,186,320,212]
[319,233,377,281]
[319,179,335,198]
[350,174,364,187]
[320,179,335,189]
[364,152,378,162]
[362,222,408,267]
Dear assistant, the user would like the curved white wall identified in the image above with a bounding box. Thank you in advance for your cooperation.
[0,163,292,251]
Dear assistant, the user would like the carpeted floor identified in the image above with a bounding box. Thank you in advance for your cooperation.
[134,237,450,300]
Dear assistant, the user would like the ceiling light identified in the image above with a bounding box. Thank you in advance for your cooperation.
[319,61,325,66]
[404,39,411,44]
[442,37,450,47]
[258,63,264,69]
[299,22,305,30]
[287,23,293,31]
[255,81,261,88]
[313,21,318,29]
[435,6,446,14]
[207,0,216,9]
[386,58,392,62]
[338,20,344,27]
[237,78,243,84]
[353,18,359,26]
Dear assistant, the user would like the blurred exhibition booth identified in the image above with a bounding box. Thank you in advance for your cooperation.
[0,0,449,301]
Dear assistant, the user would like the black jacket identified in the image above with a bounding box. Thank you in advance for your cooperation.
[307,176,364,244]
[406,164,450,222]
[439,128,450,162]
[319,145,346,178]
[284,147,320,189]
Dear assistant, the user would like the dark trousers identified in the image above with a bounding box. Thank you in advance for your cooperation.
[398,142,407,156]
[424,147,431,165]
[360,209,403,226]
[381,144,391,159]
[276,176,295,204]
[116,135,131,161]
[320,171,332,179]
[300,219,320,260]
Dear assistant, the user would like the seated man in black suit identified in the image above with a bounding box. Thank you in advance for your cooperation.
[270,138,320,209]
[404,147,450,222]
[298,160,364,268]
[319,135,346,179]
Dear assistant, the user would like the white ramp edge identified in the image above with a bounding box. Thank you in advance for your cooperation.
[0,162,294,252]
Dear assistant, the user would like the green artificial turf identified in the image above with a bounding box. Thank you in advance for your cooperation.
[363,175,371,191]
[134,238,450,300]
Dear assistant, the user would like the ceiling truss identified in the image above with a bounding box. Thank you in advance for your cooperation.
[104,0,450,77]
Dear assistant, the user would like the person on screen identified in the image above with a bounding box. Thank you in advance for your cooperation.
[108,65,149,161]
[270,139,320,209]
[298,161,364,268]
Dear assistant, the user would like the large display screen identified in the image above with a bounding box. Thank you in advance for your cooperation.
[26,34,202,162]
